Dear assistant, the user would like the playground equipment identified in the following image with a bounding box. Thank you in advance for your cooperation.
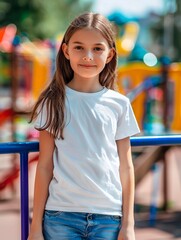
[0,25,55,200]
[0,153,38,192]
[0,24,17,52]
[116,62,181,133]
[0,26,55,142]
[116,22,140,57]
[108,12,139,58]
[108,11,181,133]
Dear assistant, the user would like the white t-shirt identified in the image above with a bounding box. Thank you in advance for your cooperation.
[35,86,140,216]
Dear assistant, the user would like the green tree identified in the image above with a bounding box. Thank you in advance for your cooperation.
[0,0,93,39]
[173,0,181,61]
[150,0,181,61]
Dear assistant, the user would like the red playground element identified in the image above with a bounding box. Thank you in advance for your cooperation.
[0,109,13,126]
[0,154,39,191]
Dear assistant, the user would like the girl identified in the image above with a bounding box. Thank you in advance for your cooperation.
[28,12,140,240]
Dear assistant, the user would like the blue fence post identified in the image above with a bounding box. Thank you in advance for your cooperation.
[149,163,160,226]
[20,151,29,240]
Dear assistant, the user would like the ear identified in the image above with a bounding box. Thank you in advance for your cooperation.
[62,43,70,60]
[106,48,115,64]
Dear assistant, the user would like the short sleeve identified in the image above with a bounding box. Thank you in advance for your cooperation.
[115,99,140,140]
[34,104,49,131]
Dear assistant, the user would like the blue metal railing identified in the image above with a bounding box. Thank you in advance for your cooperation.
[0,135,181,240]
[0,142,39,240]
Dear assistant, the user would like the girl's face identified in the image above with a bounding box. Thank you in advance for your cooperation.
[62,28,114,82]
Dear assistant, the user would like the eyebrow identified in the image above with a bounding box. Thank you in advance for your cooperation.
[72,41,105,46]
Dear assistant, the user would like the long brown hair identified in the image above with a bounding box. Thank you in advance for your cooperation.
[30,12,117,139]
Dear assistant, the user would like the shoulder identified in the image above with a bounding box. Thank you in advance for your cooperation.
[104,89,130,104]
[36,101,48,116]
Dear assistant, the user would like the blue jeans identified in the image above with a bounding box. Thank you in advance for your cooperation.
[43,210,122,240]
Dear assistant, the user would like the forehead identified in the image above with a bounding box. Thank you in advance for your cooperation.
[69,28,109,46]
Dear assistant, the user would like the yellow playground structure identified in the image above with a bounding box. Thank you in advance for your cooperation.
[116,62,181,132]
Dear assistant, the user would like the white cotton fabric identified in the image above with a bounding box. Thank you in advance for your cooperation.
[34,86,140,216]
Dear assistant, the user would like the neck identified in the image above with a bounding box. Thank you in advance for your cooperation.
[67,76,103,93]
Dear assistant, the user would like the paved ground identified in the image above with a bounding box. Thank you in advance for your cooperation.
[135,211,181,239]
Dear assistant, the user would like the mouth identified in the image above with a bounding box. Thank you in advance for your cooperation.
[79,64,96,68]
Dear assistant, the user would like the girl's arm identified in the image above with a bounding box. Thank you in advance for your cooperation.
[28,130,55,239]
[116,137,135,240]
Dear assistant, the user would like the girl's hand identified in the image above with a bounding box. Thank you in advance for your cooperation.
[117,226,135,240]
[28,232,44,240]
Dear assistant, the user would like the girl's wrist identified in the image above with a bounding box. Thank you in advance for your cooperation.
[30,222,43,233]
[121,218,135,228]
[29,231,42,236]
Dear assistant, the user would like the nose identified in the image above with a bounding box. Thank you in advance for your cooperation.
[83,51,93,61]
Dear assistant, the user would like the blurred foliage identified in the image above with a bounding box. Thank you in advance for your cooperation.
[173,0,181,61]
[151,0,181,61]
[0,0,93,39]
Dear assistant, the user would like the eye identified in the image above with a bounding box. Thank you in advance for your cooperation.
[74,46,83,50]
[94,47,104,52]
